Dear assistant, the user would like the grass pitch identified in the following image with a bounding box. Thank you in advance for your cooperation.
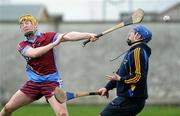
[1,104,180,116]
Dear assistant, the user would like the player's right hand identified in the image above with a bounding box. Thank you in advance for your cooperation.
[87,33,98,42]
[98,88,107,96]
[53,34,66,46]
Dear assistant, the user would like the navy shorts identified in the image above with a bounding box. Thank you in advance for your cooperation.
[100,97,145,116]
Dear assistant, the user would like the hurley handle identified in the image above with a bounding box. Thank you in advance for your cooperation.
[83,33,103,47]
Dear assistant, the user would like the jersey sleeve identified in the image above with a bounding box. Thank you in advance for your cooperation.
[17,42,32,56]
[45,32,63,42]
[52,33,63,42]
[105,80,117,91]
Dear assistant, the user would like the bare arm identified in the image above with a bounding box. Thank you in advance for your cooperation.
[25,32,97,58]
[25,43,56,58]
[25,34,65,58]
[61,31,97,42]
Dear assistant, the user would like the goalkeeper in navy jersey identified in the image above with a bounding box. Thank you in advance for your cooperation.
[98,25,152,116]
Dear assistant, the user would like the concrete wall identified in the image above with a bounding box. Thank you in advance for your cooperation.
[0,21,180,104]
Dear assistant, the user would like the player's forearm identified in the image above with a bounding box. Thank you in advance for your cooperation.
[26,43,55,58]
[105,80,116,91]
[63,31,92,41]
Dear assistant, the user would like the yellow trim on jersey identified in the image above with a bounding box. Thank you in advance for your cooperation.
[125,48,141,84]
[131,85,136,91]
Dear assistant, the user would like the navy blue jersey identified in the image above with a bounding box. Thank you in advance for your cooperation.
[105,43,151,99]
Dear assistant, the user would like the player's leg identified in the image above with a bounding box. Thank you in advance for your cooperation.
[48,96,69,116]
[61,103,68,116]
[0,90,34,116]
[100,97,145,116]
[41,81,69,116]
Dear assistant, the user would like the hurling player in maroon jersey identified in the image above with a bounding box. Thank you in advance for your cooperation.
[0,15,97,116]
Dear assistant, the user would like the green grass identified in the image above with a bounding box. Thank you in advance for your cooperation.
[1,104,180,116]
[138,105,180,116]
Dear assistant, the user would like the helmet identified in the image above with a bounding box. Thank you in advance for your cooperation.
[133,25,152,43]
[19,14,37,25]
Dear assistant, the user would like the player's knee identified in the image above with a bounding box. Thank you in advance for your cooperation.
[57,111,67,116]
[3,104,13,114]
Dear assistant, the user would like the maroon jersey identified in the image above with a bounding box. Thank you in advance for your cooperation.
[17,32,61,82]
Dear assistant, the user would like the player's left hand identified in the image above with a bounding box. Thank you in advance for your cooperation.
[106,72,121,81]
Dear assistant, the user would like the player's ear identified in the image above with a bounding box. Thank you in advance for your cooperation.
[34,23,38,30]
[34,22,38,28]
